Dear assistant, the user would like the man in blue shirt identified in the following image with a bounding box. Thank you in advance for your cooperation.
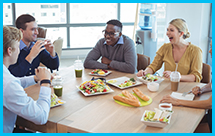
[3,25,52,133]
[9,14,59,77]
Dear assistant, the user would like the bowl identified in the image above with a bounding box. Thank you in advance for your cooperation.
[141,110,173,128]
[159,103,172,111]
[147,82,159,92]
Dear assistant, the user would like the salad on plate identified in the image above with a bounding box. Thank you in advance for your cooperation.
[51,93,65,108]
[90,69,109,75]
[143,108,173,123]
[137,74,164,84]
[118,78,136,88]
[79,79,111,94]
[142,74,158,82]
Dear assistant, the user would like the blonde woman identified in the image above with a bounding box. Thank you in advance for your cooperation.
[137,18,202,82]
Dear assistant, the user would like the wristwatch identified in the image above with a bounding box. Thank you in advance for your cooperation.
[40,79,51,85]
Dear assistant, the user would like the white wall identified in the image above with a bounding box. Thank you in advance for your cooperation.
[166,3,211,63]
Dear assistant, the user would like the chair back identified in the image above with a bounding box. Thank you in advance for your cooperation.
[37,27,47,38]
[137,54,150,71]
[201,63,211,83]
[53,37,63,60]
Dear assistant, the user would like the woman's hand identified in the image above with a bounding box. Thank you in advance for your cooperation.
[160,95,179,106]
[163,71,172,78]
[136,70,147,77]
[192,86,201,96]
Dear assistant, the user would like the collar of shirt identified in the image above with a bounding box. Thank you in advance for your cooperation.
[103,35,124,47]
[3,64,9,73]
[20,40,35,50]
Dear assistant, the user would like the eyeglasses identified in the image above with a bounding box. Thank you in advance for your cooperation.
[102,30,120,37]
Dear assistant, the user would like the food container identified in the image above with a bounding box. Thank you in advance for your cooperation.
[147,82,159,92]
[159,103,172,111]
[141,109,173,128]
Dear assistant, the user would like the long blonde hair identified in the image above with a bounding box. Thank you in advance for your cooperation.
[169,18,190,39]
[3,25,22,57]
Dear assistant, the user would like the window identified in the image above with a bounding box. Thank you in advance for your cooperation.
[3,3,166,50]
[15,3,67,24]
[120,3,137,22]
[41,13,47,16]
[70,3,117,23]
[3,3,13,25]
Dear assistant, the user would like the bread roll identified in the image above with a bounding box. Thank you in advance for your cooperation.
[122,90,138,101]
[113,95,141,107]
[132,88,150,101]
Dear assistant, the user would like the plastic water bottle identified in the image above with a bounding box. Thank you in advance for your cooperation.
[138,3,156,30]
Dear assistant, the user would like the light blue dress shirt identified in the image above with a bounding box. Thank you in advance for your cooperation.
[3,64,51,133]
[103,35,124,46]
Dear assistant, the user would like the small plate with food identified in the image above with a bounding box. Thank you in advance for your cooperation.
[107,76,142,89]
[137,74,164,84]
[89,69,111,76]
[78,78,114,96]
[113,88,152,107]
[51,93,66,108]
[141,108,173,128]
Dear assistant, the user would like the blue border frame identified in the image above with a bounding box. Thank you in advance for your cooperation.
[1,1,214,135]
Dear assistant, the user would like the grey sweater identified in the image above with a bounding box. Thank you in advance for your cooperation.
[84,35,137,73]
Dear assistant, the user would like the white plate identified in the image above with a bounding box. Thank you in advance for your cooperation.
[171,92,195,101]
[137,76,164,84]
[106,76,143,89]
[141,110,172,128]
[89,70,111,76]
[51,98,66,108]
[77,86,114,97]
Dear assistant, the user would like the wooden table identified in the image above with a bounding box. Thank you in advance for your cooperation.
[16,66,211,133]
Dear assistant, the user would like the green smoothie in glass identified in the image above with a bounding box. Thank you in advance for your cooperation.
[54,85,63,97]
[75,69,82,77]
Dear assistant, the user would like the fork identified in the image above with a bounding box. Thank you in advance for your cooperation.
[182,90,192,96]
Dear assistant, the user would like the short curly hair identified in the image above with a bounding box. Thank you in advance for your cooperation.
[106,19,123,32]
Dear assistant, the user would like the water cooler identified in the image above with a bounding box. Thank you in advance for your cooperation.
[135,3,157,63]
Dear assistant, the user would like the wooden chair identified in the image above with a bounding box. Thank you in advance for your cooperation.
[37,27,47,38]
[201,63,211,83]
[137,53,150,71]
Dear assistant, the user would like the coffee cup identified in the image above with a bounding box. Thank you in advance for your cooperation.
[170,71,181,91]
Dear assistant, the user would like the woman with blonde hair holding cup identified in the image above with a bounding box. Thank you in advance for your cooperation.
[137,18,202,82]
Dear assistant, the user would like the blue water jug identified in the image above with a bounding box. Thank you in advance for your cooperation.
[138,3,156,30]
